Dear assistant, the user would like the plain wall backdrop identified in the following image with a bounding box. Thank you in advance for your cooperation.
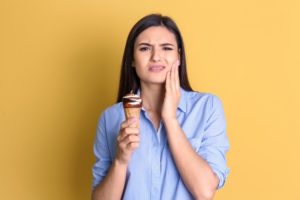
[1,0,299,199]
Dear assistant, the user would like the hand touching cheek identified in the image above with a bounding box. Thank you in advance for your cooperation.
[161,60,181,120]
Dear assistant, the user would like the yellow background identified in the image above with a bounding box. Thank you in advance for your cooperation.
[1,0,299,199]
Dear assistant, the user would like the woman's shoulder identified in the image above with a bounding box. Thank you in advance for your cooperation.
[182,89,224,111]
[184,89,220,102]
[97,102,124,128]
[101,102,123,117]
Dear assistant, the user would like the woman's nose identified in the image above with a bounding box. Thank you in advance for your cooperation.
[151,49,162,62]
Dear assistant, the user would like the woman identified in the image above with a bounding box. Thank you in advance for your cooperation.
[92,14,229,200]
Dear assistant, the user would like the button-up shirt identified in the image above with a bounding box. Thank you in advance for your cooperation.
[92,88,230,199]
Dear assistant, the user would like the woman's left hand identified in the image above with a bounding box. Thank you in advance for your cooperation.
[162,60,181,120]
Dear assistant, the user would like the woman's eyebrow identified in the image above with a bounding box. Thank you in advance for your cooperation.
[137,42,175,46]
[137,43,152,46]
[160,43,175,46]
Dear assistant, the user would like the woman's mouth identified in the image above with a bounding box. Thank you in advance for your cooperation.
[149,65,165,72]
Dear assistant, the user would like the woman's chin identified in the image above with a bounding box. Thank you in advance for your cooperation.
[141,79,166,86]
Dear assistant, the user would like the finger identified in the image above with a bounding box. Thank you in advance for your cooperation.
[124,134,140,144]
[171,62,176,91]
[124,134,140,151]
[169,63,174,91]
[121,117,137,129]
[118,140,127,150]
[127,142,139,150]
[165,70,171,92]
[119,127,139,141]
[175,61,180,91]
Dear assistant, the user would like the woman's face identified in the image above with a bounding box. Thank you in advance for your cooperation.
[133,26,180,85]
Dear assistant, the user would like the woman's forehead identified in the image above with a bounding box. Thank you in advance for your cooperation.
[135,26,177,45]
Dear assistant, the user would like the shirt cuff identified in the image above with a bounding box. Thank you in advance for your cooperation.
[211,165,230,189]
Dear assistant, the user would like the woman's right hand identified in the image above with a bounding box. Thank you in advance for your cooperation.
[115,117,140,165]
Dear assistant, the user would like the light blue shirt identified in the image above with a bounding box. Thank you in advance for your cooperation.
[93,88,230,199]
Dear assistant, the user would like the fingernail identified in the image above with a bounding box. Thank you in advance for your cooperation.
[130,117,137,122]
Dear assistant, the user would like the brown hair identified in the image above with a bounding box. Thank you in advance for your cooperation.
[116,14,193,102]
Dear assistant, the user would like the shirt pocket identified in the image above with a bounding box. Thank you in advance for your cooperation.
[188,137,201,153]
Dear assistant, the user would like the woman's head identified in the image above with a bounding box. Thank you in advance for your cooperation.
[117,14,193,102]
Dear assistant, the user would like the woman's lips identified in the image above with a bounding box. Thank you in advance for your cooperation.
[149,65,165,72]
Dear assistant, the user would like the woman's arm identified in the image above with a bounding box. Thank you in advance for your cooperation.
[162,61,219,200]
[163,118,219,200]
[92,160,128,200]
[92,117,140,200]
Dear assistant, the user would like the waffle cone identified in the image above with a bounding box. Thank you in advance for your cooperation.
[124,107,141,128]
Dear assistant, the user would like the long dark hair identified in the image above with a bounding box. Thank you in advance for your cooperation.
[116,14,193,102]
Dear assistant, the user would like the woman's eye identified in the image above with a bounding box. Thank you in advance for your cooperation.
[139,47,150,51]
[163,47,173,51]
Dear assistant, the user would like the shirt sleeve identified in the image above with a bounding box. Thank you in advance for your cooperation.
[198,95,230,189]
[92,111,112,189]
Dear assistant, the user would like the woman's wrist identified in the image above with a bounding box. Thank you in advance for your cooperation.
[162,116,179,127]
[162,111,177,121]
[114,158,129,169]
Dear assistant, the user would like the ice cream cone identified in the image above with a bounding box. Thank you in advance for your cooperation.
[123,91,142,128]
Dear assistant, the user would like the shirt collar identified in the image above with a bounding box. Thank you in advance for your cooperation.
[136,87,187,113]
[178,88,187,113]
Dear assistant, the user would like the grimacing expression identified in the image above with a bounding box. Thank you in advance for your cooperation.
[132,26,180,85]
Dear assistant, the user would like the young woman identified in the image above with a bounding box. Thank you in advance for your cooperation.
[92,14,229,200]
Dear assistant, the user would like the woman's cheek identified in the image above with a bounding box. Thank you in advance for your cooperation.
[166,53,179,63]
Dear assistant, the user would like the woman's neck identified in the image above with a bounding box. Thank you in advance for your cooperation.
[140,83,165,113]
